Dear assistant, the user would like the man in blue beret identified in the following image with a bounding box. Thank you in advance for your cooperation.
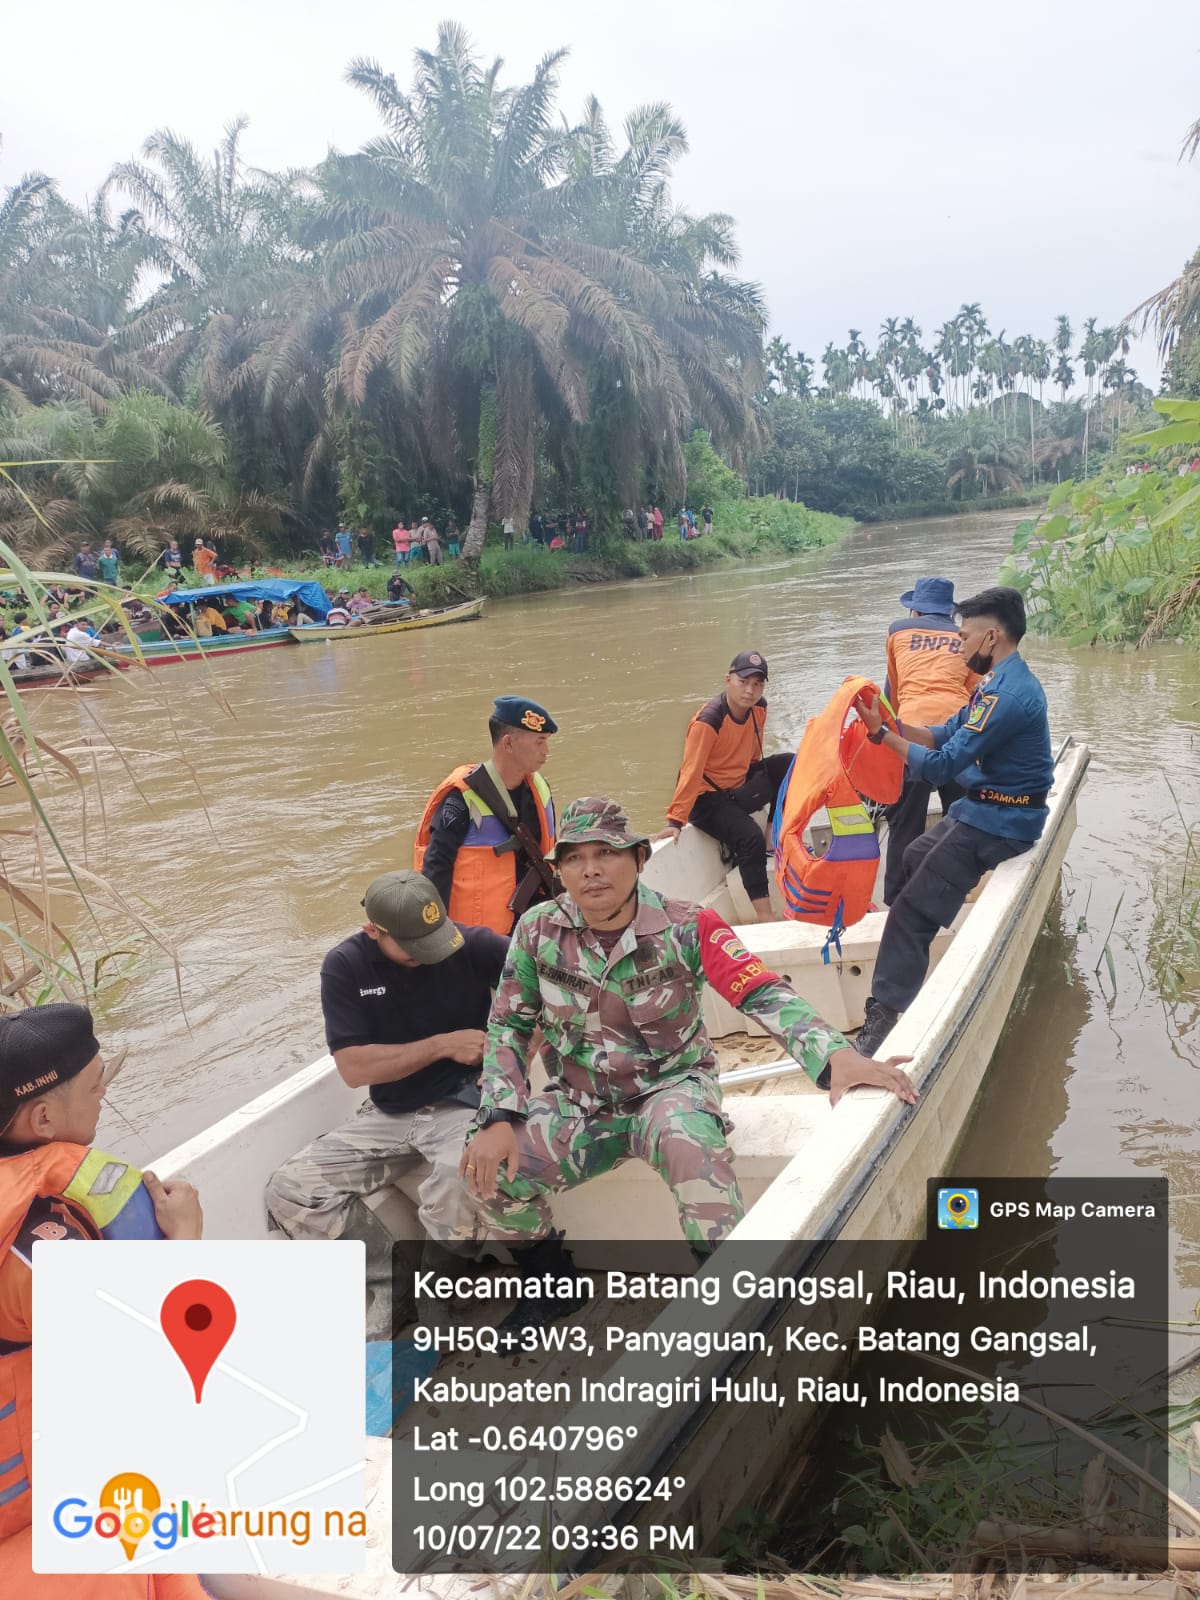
[414,696,559,937]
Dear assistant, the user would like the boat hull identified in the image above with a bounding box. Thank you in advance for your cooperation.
[114,628,295,664]
[157,745,1088,1599]
[288,598,485,641]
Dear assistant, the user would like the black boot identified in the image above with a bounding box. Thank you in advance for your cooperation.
[856,997,901,1058]
[497,1231,591,1334]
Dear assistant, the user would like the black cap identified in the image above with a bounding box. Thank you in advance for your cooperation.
[0,1003,100,1128]
[728,650,769,680]
[492,696,558,735]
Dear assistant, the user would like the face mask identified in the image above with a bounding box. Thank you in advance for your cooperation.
[966,645,993,675]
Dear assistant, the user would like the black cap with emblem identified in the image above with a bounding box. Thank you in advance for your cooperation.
[0,1003,100,1129]
[728,650,769,680]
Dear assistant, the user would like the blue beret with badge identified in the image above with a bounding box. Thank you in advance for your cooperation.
[492,695,558,735]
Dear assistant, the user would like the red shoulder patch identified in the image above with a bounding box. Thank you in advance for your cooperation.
[697,908,780,1006]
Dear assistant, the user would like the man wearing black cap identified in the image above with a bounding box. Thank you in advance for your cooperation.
[0,1004,206,1598]
[414,696,558,937]
[880,576,978,906]
[264,871,507,1337]
[654,652,790,920]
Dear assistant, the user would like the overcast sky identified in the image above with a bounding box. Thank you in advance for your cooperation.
[5,0,1199,388]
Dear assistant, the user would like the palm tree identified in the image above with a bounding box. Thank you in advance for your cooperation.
[1025,338,1051,480]
[765,336,790,395]
[0,148,164,411]
[319,28,763,556]
[1077,316,1100,475]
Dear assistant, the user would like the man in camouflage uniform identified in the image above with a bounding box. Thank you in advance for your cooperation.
[265,871,506,1336]
[462,799,916,1276]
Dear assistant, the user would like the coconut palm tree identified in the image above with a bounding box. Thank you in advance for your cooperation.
[317,28,763,557]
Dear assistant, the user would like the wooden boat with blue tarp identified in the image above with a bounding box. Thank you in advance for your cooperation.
[111,578,332,664]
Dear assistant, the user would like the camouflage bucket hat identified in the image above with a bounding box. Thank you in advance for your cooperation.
[546,797,650,863]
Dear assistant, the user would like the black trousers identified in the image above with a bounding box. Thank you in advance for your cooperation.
[689,752,793,902]
[882,777,965,906]
[872,816,1031,1012]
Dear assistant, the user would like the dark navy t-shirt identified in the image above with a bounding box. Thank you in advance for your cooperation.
[320,925,508,1113]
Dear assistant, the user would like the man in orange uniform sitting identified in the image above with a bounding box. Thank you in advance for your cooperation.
[880,577,978,906]
[0,1002,211,1598]
[654,651,790,921]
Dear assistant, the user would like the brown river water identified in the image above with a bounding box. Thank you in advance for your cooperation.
[15,510,1200,1299]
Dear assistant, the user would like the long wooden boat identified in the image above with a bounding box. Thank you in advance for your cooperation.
[8,658,128,689]
[111,626,295,664]
[288,597,485,642]
[155,739,1089,1600]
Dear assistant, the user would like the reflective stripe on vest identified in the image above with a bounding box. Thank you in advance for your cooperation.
[774,678,904,929]
[414,767,555,936]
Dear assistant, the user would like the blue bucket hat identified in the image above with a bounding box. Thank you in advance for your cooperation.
[899,576,956,615]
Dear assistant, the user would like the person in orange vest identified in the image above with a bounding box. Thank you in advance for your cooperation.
[653,651,791,920]
[880,576,979,906]
[414,697,558,937]
[0,1003,210,1598]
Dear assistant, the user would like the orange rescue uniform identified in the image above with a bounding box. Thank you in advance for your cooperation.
[0,1142,210,1598]
[884,617,979,726]
[667,698,767,828]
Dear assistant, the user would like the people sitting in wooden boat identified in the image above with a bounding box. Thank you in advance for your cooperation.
[879,576,980,907]
[348,588,374,616]
[324,589,358,627]
[0,1003,208,1600]
[853,586,1054,1057]
[0,622,29,673]
[461,797,917,1330]
[387,571,415,606]
[653,650,792,922]
[415,696,558,938]
[264,872,505,1338]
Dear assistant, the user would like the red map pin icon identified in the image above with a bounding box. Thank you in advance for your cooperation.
[160,1279,237,1404]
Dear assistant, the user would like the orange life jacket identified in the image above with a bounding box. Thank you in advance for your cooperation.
[413,765,555,936]
[0,1144,164,1542]
[773,676,904,929]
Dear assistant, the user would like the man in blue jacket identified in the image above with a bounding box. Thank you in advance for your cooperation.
[852,586,1053,1056]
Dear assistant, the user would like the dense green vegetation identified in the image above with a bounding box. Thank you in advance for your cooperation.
[0,26,1161,564]
[1000,111,1200,647]
[1002,399,1200,646]
[750,310,1157,520]
[0,30,764,564]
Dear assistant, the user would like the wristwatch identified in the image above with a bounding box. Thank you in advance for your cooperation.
[867,726,886,745]
[473,1106,520,1129]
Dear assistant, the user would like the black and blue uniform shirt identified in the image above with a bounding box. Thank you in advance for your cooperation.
[906,653,1053,841]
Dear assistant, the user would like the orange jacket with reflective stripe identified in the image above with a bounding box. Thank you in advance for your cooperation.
[774,677,903,928]
[413,766,555,936]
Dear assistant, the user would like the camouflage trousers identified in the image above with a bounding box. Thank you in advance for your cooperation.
[473,1079,743,1247]
[265,1097,480,1250]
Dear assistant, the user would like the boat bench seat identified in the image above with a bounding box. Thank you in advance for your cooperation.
[365,1093,814,1248]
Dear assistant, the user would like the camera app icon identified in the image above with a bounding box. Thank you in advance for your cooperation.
[937,1188,979,1229]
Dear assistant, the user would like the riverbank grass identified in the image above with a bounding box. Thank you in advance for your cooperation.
[132,498,851,607]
